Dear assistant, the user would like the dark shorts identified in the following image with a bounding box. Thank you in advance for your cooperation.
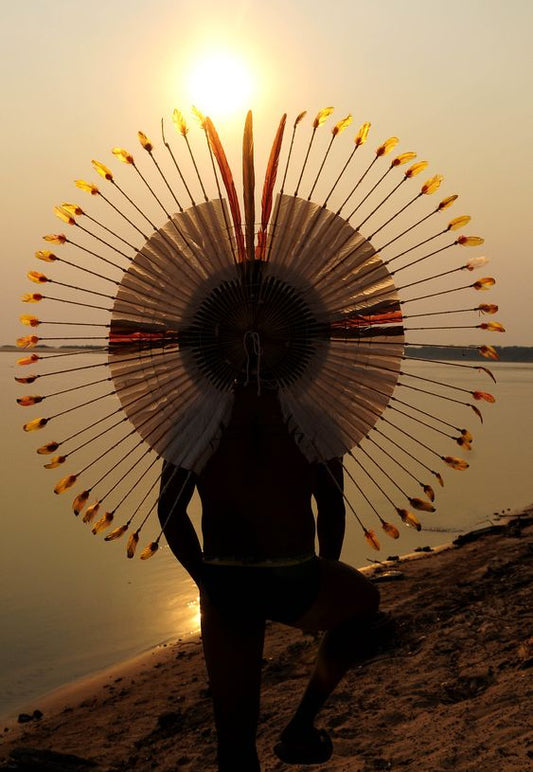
[200,557,321,625]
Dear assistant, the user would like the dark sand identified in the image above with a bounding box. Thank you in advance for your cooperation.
[2,511,532,771]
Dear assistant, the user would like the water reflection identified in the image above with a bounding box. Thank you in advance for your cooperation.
[2,353,532,716]
[185,597,202,633]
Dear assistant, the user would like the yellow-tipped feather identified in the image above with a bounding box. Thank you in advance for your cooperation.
[480,321,505,333]
[17,395,43,406]
[61,202,84,216]
[465,257,489,271]
[479,344,499,360]
[391,151,417,167]
[43,455,66,469]
[92,512,114,534]
[473,277,495,290]
[376,137,399,156]
[332,114,352,136]
[421,174,443,194]
[19,315,40,327]
[16,335,39,349]
[38,441,60,455]
[127,531,140,558]
[355,121,371,146]
[448,215,471,231]
[173,108,190,135]
[397,509,421,530]
[83,501,101,524]
[405,160,428,178]
[112,148,134,165]
[140,540,159,560]
[54,206,76,225]
[91,160,113,180]
[23,417,48,432]
[105,524,129,541]
[364,529,380,551]
[458,235,484,246]
[18,354,39,366]
[138,131,153,152]
[478,304,498,314]
[409,497,436,513]
[54,473,78,494]
[438,194,458,210]
[27,271,49,284]
[382,521,400,539]
[72,489,90,515]
[456,436,472,450]
[42,234,67,244]
[21,293,43,302]
[75,179,99,195]
[313,106,334,128]
[423,484,435,502]
[35,250,58,262]
[443,456,469,471]
[191,105,207,128]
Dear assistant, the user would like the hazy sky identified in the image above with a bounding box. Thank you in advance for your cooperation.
[2,0,532,345]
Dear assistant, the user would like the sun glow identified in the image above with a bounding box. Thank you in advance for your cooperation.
[186,50,254,120]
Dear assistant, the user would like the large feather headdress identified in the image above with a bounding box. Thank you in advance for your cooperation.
[16,108,503,556]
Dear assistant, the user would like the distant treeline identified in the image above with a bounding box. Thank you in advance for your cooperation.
[2,344,533,362]
[406,346,533,363]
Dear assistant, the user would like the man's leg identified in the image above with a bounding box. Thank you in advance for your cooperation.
[276,560,383,763]
[201,594,265,772]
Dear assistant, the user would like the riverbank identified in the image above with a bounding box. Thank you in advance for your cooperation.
[2,510,532,771]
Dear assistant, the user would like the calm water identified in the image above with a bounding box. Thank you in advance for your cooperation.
[1,352,532,717]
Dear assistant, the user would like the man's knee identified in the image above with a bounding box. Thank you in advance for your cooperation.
[351,572,380,617]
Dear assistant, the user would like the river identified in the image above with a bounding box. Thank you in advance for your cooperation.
[1,353,531,717]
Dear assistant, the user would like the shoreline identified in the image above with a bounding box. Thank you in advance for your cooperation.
[2,508,532,771]
[1,539,458,727]
[4,346,533,362]
[1,638,193,726]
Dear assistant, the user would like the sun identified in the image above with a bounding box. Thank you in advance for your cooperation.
[186,50,254,120]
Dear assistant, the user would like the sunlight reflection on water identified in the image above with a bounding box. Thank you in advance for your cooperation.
[2,353,532,716]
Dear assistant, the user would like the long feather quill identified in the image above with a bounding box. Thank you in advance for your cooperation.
[205,117,245,261]
[242,111,255,261]
[257,113,286,260]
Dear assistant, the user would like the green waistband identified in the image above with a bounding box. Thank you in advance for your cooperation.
[203,553,316,568]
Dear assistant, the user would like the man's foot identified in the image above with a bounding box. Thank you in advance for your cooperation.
[274,726,333,765]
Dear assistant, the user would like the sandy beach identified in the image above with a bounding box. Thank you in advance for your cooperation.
[2,511,532,772]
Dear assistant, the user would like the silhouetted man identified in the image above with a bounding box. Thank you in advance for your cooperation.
[159,382,386,770]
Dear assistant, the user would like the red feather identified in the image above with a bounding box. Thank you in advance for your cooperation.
[257,114,286,260]
[205,117,245,262]
[242,111,256,261]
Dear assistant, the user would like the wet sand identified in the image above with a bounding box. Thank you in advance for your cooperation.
[2,510,532,771]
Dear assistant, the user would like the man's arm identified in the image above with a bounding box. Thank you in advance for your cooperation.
[157,462,204,587]
[314,457,346,561]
